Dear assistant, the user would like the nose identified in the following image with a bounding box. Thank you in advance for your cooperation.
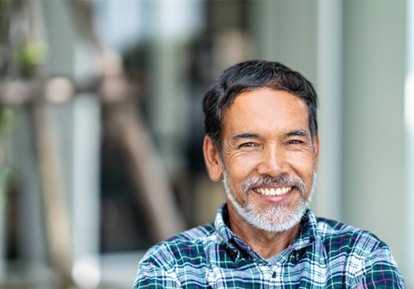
[256,145,287,177]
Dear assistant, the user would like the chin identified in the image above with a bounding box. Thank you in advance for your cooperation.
[233,198,308,233]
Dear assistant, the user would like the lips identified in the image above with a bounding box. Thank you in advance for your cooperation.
[254,186,292,196]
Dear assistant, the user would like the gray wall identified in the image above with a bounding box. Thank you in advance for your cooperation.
[342,0,406,278]
[250,0,409,281]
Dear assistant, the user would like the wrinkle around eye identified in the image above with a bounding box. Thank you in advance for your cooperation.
[284,141,314,154]
[222,141,260,162]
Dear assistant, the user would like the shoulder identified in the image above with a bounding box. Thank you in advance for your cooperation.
[138,222,217,269]
[134,223,218,288]
[315,217,402,274]
[314,217,404,286]
[315,216,388,256]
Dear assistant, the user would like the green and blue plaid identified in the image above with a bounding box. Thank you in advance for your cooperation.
[134,203,404,288]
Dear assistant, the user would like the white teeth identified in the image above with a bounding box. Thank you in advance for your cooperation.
[256,187,291,196]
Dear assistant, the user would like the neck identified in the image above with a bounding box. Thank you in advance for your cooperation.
[226,205,301,259]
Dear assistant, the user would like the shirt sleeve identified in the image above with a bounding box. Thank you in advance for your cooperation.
[350,247,405,289]
[134,261,182,289]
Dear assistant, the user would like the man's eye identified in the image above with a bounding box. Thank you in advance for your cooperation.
[239,142,257,148]
[288,139,303,145]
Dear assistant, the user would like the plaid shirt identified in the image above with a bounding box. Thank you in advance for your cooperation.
[134,203,404,288]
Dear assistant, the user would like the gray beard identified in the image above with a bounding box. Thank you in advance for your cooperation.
[222,171,317,233]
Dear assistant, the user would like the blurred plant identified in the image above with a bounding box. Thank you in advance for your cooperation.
[18,41,48,77]
[0,167,14,212]
[0,0,28,208]
[0,0,20,237]
[0,108,17,212]
[0,0,48,79]
[122,40,151,78]
[0,0,25,78]
[0,109,15,134]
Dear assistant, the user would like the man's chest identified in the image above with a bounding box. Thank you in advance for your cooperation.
[176,255,349,289]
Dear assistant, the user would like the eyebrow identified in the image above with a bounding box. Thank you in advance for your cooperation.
[233,129,310,140]
[232,133,260,142]
[286,129,310,138]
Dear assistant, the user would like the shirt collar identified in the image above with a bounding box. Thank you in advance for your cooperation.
[290,209,318,250]
[214,202,319,253]
[214,203,235,243]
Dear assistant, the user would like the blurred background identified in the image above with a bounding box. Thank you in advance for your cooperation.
[0,0,412,288]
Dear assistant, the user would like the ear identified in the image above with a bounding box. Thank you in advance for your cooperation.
[313,132,320,172]
[203,136,224,181]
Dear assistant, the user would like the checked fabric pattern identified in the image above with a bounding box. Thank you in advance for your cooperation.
[134,203,404,288]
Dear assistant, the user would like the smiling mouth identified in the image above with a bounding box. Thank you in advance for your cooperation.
[254,187,292,196]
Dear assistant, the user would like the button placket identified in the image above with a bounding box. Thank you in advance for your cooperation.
[270,262,282,284]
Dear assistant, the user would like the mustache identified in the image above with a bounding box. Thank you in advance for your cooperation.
[242,174,307,194]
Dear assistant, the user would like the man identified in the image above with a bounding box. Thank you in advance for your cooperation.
[134,60,404,288]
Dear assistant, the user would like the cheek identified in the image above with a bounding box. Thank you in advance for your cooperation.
[226,154,260,182]
[287,152,316,177]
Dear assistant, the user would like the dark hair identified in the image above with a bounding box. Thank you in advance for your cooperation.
[203,60,318,148]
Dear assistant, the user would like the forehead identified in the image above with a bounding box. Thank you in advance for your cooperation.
[222,88,309,133]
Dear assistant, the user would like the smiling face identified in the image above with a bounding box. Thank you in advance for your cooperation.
[203,88,319,233]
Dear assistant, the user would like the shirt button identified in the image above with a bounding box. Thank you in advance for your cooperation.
[272,271,277,278]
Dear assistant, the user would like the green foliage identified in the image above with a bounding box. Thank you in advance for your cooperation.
[123,40,151,77]
[18,41,48,70]
[0,0,36,77]
[0,108,17,211]
[0,109,16,135]
[0,167,13,211]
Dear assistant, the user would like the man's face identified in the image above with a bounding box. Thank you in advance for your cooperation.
[205,88,319,232]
